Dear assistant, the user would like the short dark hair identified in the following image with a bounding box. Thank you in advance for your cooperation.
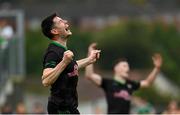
[41,13,57,39]
[113,58,128,66]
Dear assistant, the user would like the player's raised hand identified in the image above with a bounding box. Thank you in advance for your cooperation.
[63,50,74,64]
[88,43,101,64]
[88,43,97,53]
[152,53,162,69]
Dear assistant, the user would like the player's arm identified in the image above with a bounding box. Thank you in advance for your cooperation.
[85,64,102,86]
[76,50,100,69]
[85,43,102,86]
[140,53,162,88]
[42,50,73,87]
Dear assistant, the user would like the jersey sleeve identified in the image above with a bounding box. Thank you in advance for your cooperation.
[130,80,140,91]
[43,51,60,69]
[100,78,111,91]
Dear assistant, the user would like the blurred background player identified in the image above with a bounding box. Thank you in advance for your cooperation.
[41,13,100,114]
[15,102,26,114]
[32,102,45,114]
[132,96,156,114]
[0,103,13,114]
[163,100,180,114]
[85,43,162,114]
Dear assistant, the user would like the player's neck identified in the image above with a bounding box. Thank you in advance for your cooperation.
[114,75,126,84]
[52,37,67,48]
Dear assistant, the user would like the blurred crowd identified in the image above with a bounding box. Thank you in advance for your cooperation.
[0,101,46,114]
[92,97,180,114]
[132,97,180,114]
[162,100,180,114]
[2,98,179,114]
[0,18,14,50]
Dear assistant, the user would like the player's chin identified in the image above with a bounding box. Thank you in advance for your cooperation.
[65,30,72,36]
[123,73,129,78]
[66,32,72,38]
[68,31,72,35]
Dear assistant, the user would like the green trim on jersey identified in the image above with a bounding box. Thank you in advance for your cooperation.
[45,61,56,68]
[51,41,68,51]
[114,77,126,85]
[58,110,70,114]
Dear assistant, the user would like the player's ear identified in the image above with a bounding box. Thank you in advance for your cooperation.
[51,28,58,35]
[114,64,118,72]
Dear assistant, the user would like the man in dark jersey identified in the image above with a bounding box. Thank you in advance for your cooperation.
[41,13,100,114]
[85,43,162,114]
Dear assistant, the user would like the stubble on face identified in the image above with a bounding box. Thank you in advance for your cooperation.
[52,16,72,38]
[115,61,130,78]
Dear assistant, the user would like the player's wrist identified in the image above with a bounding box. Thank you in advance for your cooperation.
[155,66,161,70]
[87,51,92,57]
[87,56,95,64]
[62,58,71,65]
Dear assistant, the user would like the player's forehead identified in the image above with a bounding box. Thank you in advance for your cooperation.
[53,16,63,22]
[117,61,128,66]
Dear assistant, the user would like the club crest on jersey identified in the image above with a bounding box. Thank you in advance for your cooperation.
[127,84,132,89]
[68,65,79,77]
[114,90,131,100]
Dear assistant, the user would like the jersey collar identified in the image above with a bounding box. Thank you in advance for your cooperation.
[51,41,68,51]
[114,76,126,85]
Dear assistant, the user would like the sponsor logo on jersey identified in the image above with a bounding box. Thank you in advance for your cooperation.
[114,90,131,100]
[68,65,79,77]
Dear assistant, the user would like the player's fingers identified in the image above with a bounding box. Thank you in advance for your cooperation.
[66,50,74,55]
[89,43,97,51]
[90,43,97,48]
[94,50,101,53]
[97,53,100,59]
[152,53,161,61]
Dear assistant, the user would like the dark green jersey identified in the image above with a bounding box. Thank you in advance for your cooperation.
[43,42,79,110]
[101,78,140,114]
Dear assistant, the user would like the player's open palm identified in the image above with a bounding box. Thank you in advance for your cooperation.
[152,53,162,68]
[63,50,74,64]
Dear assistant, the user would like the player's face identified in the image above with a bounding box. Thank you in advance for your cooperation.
[52,16,72,38]
[115,61,130,78]
[168,101,178,110]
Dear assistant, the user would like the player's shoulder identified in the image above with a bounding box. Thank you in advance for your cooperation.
[126,79,139,85]
[102,78,114,83]
[46,43,65,54]
[43,44,57,59]
[48,43,62,51]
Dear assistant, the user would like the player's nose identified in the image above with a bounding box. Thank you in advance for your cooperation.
[63,19,68,24]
